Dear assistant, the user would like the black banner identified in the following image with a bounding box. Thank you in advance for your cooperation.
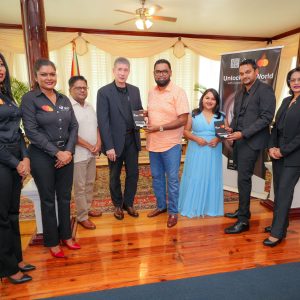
[219,47,282,178]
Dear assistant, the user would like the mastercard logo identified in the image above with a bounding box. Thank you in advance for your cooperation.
[257,58,269,67]
[41,105,54,112]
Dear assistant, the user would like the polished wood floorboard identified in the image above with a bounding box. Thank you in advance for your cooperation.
[1,201,300,299]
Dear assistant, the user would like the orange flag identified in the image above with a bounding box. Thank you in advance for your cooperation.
[71,41,80,76]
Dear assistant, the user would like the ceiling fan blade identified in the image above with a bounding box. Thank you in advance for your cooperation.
[114,9,135,15]
[114,18,137,26]
[152,16,177,22]
[148,4,162,15]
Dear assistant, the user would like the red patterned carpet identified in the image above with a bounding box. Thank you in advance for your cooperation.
[19,164,271,221]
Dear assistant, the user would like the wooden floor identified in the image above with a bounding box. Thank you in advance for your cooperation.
[1,201,300,299]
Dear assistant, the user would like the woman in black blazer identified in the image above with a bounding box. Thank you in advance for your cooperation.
[263,66,300,247]
[0,53,34,284]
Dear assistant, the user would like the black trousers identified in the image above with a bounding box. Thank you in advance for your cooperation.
[0,146,22,277]
[271,159,300,239]
[108,133,139,208]
[234,140,260,223]
[29,145,73,247]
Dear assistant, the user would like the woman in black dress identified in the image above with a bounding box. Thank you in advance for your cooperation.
[0,53,35,284]
[263,67,300,247]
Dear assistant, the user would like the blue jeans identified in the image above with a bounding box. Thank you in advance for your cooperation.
[149,144,181,214]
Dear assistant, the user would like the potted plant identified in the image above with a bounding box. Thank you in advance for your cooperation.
[10,77,29,106]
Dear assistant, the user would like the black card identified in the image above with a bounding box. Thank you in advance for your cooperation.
[214,120,228,138]
[132,110,146,128]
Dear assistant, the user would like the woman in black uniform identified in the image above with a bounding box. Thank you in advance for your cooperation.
[263,67,300,247]
[21,58,80,258]
[0,53,34,284]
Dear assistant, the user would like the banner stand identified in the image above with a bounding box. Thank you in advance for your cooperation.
[223,155,269,199]
[219,47,282,200]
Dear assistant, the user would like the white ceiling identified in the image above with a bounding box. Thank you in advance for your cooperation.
[1,0,300,38]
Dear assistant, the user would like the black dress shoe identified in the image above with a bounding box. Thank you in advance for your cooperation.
[19,264,36,272]
[224,221,249,234]
[263,237,282,247]
[264,226,272,233]
[8,274,32,284]
[224,209,239,218]
[125,207,139,218]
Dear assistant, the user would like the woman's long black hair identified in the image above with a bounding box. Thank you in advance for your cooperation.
[0,52,14,100]
[192,88,222,119]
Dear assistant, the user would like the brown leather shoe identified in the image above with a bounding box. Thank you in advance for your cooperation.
[167,214,178,228]
[126,207,139,218]
[88,210,102,217]
[78,219,96,230]
[147,208,167,218]
[114,207,124,220]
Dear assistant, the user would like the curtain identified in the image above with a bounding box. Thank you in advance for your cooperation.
[1,29,298,109]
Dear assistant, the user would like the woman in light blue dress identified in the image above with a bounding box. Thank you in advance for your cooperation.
[179,88,226,217]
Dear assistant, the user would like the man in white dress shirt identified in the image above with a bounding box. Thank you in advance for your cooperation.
[69,76,101,229]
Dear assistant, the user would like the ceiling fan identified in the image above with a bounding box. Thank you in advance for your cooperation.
[114,0,177,30]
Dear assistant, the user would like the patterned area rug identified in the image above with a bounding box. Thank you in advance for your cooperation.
[19,164,271,221]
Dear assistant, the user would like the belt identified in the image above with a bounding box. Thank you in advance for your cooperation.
[53,140,66,147]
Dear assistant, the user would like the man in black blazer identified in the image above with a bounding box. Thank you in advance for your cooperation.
[224,59,276,234]
[97,57,143,220]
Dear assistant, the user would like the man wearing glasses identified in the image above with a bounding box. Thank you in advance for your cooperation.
[145,59,189,228]
[69,75,102,230]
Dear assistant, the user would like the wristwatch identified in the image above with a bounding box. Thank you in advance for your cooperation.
[159,125,164,132]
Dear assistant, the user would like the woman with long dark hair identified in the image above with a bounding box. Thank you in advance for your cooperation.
[179,88,227,217]
[21,58,80,258]
[0,53,34,284]
[263,67,300,247]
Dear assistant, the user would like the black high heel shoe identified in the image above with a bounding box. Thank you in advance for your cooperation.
[263,237,283,247]
[7,274,32,284]
[19,264,36,272]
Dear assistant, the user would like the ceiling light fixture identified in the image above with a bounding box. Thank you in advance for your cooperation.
[173,37,185,58]
[135,18,153,30]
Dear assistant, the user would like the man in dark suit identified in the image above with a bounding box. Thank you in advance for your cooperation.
[97,57,143,220]
[224,59,276,234]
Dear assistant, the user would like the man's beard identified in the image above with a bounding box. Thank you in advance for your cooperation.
[155,78,170,87]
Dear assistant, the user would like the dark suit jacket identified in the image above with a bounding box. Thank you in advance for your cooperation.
[268,95,300,166]
[97,82,143,157]
[230,79,276,150]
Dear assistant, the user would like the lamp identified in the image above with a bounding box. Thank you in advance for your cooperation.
[173,37,185,58]
[135,18,153,30]
[74,33,88,56]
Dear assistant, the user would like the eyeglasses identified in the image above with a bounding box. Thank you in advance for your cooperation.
[289,78,300,84]
[154,70,169,76]
[73,87,89,91]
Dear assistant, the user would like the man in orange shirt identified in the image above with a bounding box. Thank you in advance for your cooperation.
[145,59,189,228]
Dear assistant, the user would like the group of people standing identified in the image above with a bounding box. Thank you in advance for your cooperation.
[1,50,300,285]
